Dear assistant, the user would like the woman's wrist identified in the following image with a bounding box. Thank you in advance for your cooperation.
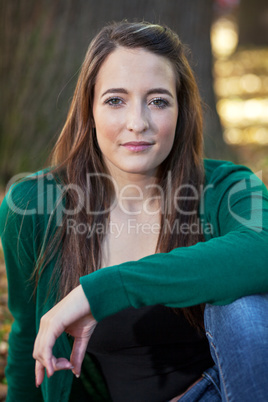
[59,285,91,328]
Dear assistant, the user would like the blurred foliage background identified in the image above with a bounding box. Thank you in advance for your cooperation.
[0,0,268,398]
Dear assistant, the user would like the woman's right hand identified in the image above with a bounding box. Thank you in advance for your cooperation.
[33,285,97,387]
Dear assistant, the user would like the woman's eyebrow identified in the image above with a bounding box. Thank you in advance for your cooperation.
[146,88,174,98]
[101,88,128,97]
[101,88,174,98]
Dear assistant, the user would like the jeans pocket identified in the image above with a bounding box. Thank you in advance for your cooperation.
[177,366,221,402]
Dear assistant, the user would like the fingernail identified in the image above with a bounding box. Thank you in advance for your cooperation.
[72,370,80,378]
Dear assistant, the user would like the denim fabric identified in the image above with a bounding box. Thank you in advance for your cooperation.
[176,366,221,401]
[172,294,268,402]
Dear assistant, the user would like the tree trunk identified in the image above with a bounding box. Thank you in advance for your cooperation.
[238,0,268,47]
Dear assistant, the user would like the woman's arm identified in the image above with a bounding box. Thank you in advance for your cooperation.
[1,178,97,393]
[80,163,268,321]
[0,186,43,402]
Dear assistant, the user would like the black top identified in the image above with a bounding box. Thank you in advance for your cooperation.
[86,305,214,402]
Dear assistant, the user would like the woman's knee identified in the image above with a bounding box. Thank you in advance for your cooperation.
[204,294,268,400]
[204,293,268,361]
[205,293,268,329]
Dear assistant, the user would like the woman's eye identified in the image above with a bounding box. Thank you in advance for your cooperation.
[150,98,169,108]
[105,97,123,106]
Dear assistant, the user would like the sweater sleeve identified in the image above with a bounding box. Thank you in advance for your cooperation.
[0,183,43,402]
[80,163,268,322]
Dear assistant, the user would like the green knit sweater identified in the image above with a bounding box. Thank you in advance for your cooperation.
[1,159,268,401]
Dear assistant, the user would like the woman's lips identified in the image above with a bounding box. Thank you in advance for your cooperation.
[121,141,154,152]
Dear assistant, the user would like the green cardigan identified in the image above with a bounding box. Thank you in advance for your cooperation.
[1,159,268,401]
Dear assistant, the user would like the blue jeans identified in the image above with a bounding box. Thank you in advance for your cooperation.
[177,294,268,401]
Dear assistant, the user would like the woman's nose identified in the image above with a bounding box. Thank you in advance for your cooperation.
[126,105,149,133]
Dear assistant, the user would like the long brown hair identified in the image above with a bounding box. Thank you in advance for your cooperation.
[36,21,205,328]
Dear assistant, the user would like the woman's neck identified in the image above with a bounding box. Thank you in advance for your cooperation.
[109,170,160,215]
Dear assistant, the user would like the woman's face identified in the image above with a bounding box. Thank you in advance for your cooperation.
[93,46,178,179]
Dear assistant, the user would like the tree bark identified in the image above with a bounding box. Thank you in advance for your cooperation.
[238,0,268,47]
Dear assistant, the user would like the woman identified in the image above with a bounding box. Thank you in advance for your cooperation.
[1,21,268,401]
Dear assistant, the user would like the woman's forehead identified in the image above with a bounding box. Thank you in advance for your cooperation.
[94,47,177,93]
